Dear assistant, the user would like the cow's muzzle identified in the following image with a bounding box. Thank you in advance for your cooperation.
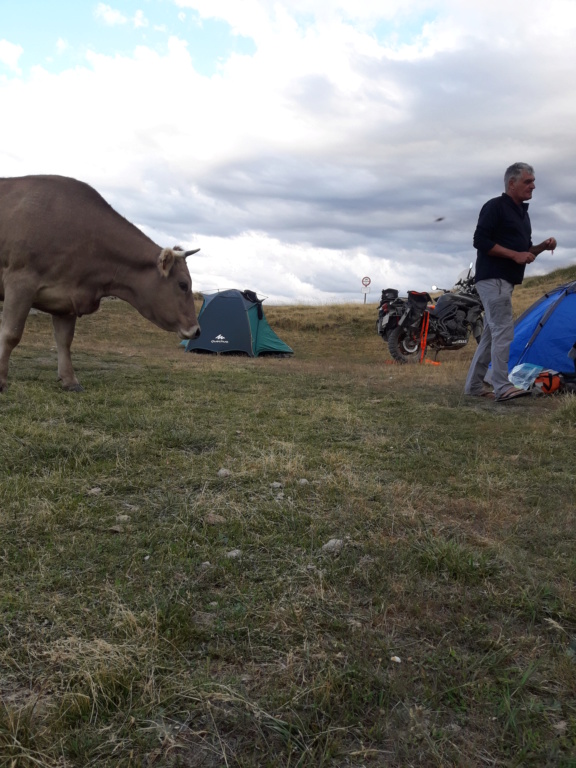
[179,324,201,340]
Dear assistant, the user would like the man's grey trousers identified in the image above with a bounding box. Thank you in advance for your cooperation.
[464,278,515,397]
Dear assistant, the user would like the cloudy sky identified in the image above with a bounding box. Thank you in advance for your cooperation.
[1,0,575,303]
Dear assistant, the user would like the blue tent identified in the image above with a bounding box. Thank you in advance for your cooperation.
[508,280,576,373]
[184,289,293,357]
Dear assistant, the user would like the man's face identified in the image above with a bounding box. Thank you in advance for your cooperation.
[508,170,535,204]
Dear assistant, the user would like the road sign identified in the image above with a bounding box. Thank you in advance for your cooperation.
[362,276,371,287]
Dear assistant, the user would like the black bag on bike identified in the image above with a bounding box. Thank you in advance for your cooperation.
[407,291,431,311]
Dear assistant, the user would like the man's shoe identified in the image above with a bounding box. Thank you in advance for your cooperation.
[466,386,495,400]
[495,386,531,402]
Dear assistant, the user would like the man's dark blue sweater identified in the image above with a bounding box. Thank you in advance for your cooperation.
[473,193,532,285]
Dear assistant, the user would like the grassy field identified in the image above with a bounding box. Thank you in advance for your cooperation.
[1,266,576,767]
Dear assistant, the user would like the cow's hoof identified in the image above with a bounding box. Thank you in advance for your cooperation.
[62,383,84,392]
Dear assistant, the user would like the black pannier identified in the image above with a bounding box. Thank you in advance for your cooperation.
[407,291,431,311]
[380,288,399,302]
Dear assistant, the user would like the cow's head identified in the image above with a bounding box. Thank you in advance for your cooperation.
[134,246,201,339]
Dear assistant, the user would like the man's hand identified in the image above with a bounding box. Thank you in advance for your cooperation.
[513,251,536,265]
[530,237,557,256]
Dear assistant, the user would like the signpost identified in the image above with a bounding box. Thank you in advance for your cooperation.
[361,276,371,304]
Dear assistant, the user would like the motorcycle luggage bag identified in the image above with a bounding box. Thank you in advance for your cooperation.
[429,294,459,320]
[407,291,431,310]
[381,288,399,301]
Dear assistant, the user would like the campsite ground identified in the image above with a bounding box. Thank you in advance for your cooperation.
[1,266,576,767]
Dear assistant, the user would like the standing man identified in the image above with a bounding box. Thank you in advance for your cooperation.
[464,162,557,402]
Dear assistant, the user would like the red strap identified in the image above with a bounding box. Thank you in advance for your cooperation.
[419,311,430,363]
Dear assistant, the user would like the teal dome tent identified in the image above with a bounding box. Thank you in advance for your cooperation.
[184,289,293,357]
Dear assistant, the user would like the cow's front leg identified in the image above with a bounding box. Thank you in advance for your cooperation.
[0,294,32,392]
[52,314,83,392]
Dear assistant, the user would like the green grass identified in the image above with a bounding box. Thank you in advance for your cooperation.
[1,270,576,766]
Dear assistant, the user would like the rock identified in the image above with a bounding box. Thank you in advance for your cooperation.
[321,538,344,554]
[217,468,232,478]
[226,549,242,559]
[205,513,226,525]
[270,482,283,489]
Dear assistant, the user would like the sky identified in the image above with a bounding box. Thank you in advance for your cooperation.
[1,0,575,304]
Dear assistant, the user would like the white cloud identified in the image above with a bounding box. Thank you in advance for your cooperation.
[1,0,575,302]
[94,5,151,30]
[94,3,128,26]
[0,39,23,72]
[175,0,274,39]
[180,232,414,304]
[133,10,149,29]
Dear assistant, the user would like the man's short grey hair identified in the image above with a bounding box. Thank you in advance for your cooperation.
[504,162,534,190]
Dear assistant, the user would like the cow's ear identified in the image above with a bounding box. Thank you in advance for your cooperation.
[158,248,176,277]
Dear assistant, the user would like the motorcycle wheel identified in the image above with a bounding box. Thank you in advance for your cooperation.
[388,326,422,364]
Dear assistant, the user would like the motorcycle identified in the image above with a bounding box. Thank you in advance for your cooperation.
[378,265,484,364]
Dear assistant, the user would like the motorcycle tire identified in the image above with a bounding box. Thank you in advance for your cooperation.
[388,326,422,364]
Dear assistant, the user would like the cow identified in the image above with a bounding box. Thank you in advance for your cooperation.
[0,174,201,392]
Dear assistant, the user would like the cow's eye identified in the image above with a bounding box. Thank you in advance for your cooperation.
[178,281,189,292]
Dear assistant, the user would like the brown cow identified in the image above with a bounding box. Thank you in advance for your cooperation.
[0,174,201,392]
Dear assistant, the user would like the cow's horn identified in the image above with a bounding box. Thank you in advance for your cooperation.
[183,248,200,256]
